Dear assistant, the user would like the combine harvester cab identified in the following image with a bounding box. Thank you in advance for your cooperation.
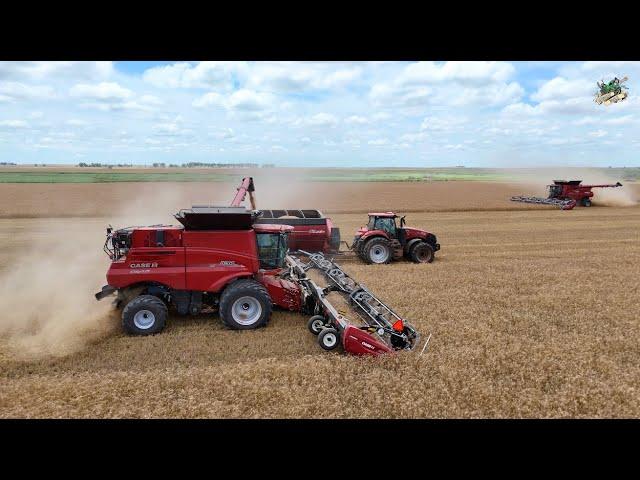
[511,180,623,210]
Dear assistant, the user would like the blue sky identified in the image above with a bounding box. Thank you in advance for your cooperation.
[0,61,638,167]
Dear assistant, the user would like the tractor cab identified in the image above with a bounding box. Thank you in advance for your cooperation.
[366,212,400,237]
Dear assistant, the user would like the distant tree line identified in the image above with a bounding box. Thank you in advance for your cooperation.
[0,162,17,166]
[78,162,134,167]
[76,162,277,168]
[181,162,260,168]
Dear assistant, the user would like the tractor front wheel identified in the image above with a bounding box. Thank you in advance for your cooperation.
[410,242,435,263]
[363,237,392,264]
[122,294,168,335]
[219,279,272,330]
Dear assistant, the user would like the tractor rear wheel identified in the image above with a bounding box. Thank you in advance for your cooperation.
[363,237,392,264]
[219,279,272,330]
[410,242,435,263]
[122,294,168,335]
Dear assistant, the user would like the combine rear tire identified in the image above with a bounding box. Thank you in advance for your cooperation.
[122,295,168,335]
[581,198,592,207]
[318,328,340,350]
[307,315,326,335]
[410,242,435,263]
[219,279,272,330]
[363,237,392,264]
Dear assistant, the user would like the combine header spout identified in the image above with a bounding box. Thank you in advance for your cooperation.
[231,177,256,210]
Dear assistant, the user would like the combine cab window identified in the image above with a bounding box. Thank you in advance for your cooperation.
[256,233,288,270]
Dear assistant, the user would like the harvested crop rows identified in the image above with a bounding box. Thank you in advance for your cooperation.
[0,180,638,418]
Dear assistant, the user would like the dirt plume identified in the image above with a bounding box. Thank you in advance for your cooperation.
[0,220,118,360]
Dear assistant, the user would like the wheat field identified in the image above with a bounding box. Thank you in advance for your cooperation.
[0,181,638,418]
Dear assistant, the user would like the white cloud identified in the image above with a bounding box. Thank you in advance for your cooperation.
[370,61,522,108]
[401,61,515,86]
[143,61,243,89]
[589,129,607,138]
[246,62,361,92]
[293,112,339,128]
[344,115,369,125]
[0,120,29,128]
[368,138,389,146]
[66,119,88,126]
[420,116,468,131]
[531,77,594,102]
[193,89,273,113]
[70,82,133,100]
[575,115,634,126]
[0,82,56,101]
[0,61,114,81]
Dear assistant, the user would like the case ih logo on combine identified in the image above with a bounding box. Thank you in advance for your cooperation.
[130,262,158,268]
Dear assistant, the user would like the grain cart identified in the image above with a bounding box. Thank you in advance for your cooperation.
[95,204,424,356]
[229,177,440,264]
[511,180,623,210]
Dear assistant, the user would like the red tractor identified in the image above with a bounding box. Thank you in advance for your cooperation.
[350,212,440,264]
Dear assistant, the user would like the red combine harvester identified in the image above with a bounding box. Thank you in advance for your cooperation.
[511,180,623,210]
[95,177,426,356]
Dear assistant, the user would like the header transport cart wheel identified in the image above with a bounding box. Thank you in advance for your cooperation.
[307,315,326,335]
[318,328,340,350]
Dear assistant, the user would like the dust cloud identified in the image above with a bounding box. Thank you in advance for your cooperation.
[0,174,325,361]
[0,221,118,360]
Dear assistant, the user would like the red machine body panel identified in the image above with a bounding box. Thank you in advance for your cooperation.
[107,226,187,290]
[341,325,394,356]
[287,219,333,252]
[182,230,259,291]
[255,271,301,311]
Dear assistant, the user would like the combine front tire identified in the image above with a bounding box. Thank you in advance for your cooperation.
[318,328,340,350]
[409,242,435,263]
[122,295,168,335]
[363,237,392,264]
[307,315,326,335]
[219,279,272,330]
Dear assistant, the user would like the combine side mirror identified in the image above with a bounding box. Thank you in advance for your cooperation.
[106,225,113,235]
[400,216,406,227]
